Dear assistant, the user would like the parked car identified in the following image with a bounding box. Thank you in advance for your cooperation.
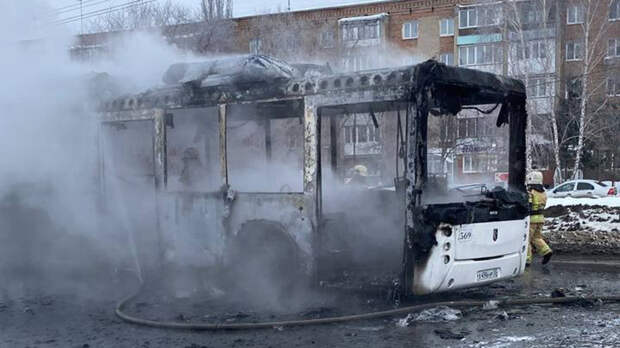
[602,181,620,196]
[548,180,616,198]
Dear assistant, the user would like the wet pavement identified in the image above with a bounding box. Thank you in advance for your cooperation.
[1,257,619,348]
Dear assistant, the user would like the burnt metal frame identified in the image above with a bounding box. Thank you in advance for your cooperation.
[98,59,528,286]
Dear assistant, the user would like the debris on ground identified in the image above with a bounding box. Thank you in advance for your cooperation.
[551,288,567,298]
[396,306,461,327]
[396,314,414,327]
[495,311,509,321]
[433,328,470,340]
[482,300,499,310]
[415,306,462,321]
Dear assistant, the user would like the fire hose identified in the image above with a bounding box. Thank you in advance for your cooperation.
[115,290,620,330]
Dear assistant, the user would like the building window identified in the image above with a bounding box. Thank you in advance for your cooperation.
[607,77,620,96]
[440,18,454,36]
[343,21,380,42]
[459,44,503,66]
[463,153,497,173]
[342,55,371,72]
[344,125,381,143]
[320,31,335,48]
[363,22,380,39]
[517,41,547,60]
[521,3,542,24]
[428,157,443,174]
[458,118,484,138]
[343,114,381,155]
[402,20,419,39]
[528,78,547,98]
[567,4,584,24]
[463,154,475,173]
[460,8,477,28]
[608,39,620,58]
[344,117,381,144]
[342,26,358,41]
[479,7,501,26]
[249,38,261,54]
[566,41,584,61]
[611,0,620,20]
[440,52,454,65]
[459,6,500,29]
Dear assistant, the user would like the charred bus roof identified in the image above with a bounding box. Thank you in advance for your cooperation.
[97,55,526,121]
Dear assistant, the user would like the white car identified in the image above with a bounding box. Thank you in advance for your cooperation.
[548,180,616,198]
[602,181,620,196]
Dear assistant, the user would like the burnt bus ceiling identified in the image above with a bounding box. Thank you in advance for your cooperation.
[97,56,526,117]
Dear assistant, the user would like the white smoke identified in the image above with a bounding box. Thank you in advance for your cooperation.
[0,1,199,299]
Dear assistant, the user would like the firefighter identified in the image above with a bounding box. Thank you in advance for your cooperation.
[345,164,369,186]
[526,170,553,266]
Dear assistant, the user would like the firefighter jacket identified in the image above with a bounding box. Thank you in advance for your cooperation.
[529,189,547,224]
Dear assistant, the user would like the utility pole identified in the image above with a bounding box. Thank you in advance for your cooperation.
[288,0,291,11]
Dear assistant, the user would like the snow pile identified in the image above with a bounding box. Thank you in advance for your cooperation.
[542,204,620,255]
[545,205,620,234]
[547,196,620,208]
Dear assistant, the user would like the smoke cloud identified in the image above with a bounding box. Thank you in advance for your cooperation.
[0,1,198,300]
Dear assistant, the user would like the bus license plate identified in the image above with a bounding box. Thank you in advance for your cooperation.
[476,268,500,282]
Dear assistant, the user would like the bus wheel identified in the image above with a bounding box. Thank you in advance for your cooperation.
[225,220,304,306]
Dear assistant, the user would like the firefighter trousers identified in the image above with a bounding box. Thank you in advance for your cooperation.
[527,222,552,264]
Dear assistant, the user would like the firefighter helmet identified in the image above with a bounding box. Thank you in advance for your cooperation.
[526,170,543,185]
[352,164,368,177]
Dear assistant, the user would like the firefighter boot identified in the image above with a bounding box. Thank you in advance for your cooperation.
[542,251,553,265]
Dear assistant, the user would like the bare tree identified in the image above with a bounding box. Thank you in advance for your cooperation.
[427,115,457,178]
[162,0,234,54]
[200,0,232,20]
[567,0,614,179]
[245,11,327,63]
[84,0,234,55]
[86,1,197,32]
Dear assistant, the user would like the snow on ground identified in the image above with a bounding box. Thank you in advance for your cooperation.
[544,206,620,234]
[546,196,620,208]
[542,198,620,255]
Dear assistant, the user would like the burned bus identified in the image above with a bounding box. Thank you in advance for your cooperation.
[97,56,530,297]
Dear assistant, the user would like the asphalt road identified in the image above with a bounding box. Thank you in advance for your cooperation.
[1,258,619,348]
